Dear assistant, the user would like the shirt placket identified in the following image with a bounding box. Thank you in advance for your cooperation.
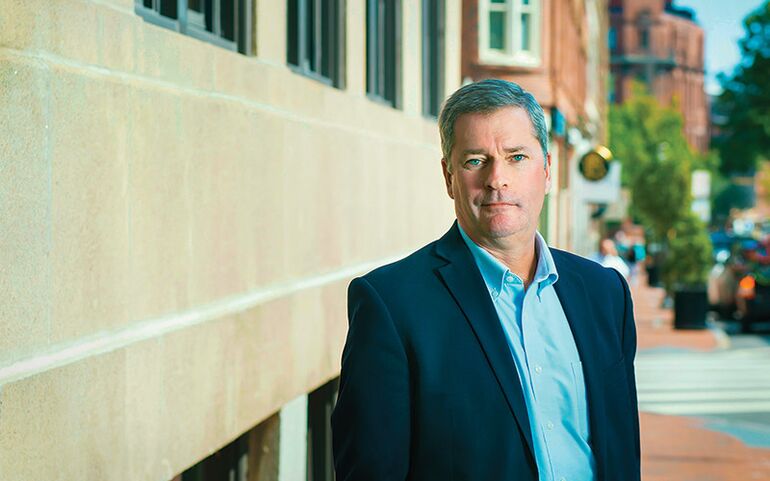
[521,282,557,481]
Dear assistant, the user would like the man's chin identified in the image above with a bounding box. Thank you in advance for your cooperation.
[482,217,528,238]
[484,229,519,239]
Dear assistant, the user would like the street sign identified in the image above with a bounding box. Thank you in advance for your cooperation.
[579,145,613,181]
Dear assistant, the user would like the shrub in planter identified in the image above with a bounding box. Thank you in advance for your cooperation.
[663,212,714,328]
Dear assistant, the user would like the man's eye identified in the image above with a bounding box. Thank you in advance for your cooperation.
[512,154,526,161]
[465,158,484,167]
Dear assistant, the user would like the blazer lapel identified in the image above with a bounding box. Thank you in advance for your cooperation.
[434,223,536,462]
[551,250,608,474]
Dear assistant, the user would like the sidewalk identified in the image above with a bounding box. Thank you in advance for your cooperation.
[631,275,770,480]
[632,275,722,352]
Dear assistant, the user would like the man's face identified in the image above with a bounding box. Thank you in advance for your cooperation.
[441,106,551,245]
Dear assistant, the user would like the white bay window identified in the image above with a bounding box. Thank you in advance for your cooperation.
[480,0,541,66]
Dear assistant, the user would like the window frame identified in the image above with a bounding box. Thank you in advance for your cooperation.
[287,0,347,88]
[366,0,402,109]
[478,0,542,67]
[135,0,252,55]
[422,0,445,118]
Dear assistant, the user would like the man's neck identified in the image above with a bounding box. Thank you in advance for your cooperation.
[465,229,540,286]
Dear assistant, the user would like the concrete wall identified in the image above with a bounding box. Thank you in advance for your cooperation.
[0,0,460,479]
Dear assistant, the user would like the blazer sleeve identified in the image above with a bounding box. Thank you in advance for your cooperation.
[331,276,411,481]
[615,269,641,479]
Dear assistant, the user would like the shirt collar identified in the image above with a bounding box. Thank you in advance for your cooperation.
[458,224,559,297]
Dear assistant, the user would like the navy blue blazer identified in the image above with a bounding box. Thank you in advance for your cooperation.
[331,223,641,481]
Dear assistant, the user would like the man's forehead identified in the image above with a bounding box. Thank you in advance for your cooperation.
[456,107,534,129]
[454,107,538,143]
[461,145,533,154]
[456,105,527,121]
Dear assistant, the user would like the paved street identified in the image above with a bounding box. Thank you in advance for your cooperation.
[631,276,770,480]
[637,345,770,418]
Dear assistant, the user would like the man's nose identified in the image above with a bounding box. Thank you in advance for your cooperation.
[485,158,509,190]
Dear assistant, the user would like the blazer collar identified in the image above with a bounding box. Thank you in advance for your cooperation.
[434,222,537,465]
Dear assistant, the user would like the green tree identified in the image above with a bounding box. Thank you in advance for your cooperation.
[715,1,770,175]
[609,84,714,294]
[630,142,691,241]
[662,211,713,291]
[609,83,660,187]
[608,83,695,240]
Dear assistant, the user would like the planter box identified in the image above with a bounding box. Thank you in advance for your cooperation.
[674,286,709,329]
[647,264,660,287]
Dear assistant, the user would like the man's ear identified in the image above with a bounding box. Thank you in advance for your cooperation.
[544,152,553,194]
[441,158,455,199]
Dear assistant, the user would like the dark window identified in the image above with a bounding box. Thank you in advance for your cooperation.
[639,28,649,50]
[422,0,445,118]
[287,0,346,88]
[307,378,339,481]
[181,433,249,481]
[136,0,252,54]
[143,0,177,18]
[366,0,401,108]
[608,72,616,103]
[174,413,281,481]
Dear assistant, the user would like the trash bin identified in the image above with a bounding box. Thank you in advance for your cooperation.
[674,286,708,329]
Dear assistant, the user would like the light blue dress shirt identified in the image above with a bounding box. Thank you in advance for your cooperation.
[458,225,596,481]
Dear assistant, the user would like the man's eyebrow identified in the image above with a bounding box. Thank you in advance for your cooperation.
[503,145,530,152]
[460,146,532,155]
[461,148,487,155]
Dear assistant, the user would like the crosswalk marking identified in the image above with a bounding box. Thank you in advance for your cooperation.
[640,389,770,402]
[635,346,770,415]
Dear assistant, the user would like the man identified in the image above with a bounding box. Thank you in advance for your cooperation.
[331,79,640,481]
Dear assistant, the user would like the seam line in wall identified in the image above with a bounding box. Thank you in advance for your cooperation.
[0,252,411,386]
[0,47,440,152]
[86,0,135,15]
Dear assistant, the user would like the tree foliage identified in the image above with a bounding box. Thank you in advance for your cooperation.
[609,83,695,240]
[715,1,770,175]
[630,144,691,241]
[609,83,715,292]
[662,211,713,290]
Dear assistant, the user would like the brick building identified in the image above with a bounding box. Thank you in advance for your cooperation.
[462,0,611,255]
[609,0,709,152]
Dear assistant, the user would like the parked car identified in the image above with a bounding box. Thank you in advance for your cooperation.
[707,233,769,331]
[733,240,770,332]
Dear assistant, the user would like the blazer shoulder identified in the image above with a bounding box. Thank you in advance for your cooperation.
[359,239,442,286]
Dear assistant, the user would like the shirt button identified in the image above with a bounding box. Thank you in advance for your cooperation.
[559,478,566,481]
[534,365,543,374]
[506,275,514,283]
[546,421,554,430]
[490,288,498,298]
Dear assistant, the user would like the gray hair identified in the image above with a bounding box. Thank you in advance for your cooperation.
[438,79,549,171]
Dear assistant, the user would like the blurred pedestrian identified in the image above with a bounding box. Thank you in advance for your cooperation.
[593,238,630,279]
[625,242,646,286]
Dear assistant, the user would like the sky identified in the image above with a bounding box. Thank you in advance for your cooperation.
[675,0,766,95]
